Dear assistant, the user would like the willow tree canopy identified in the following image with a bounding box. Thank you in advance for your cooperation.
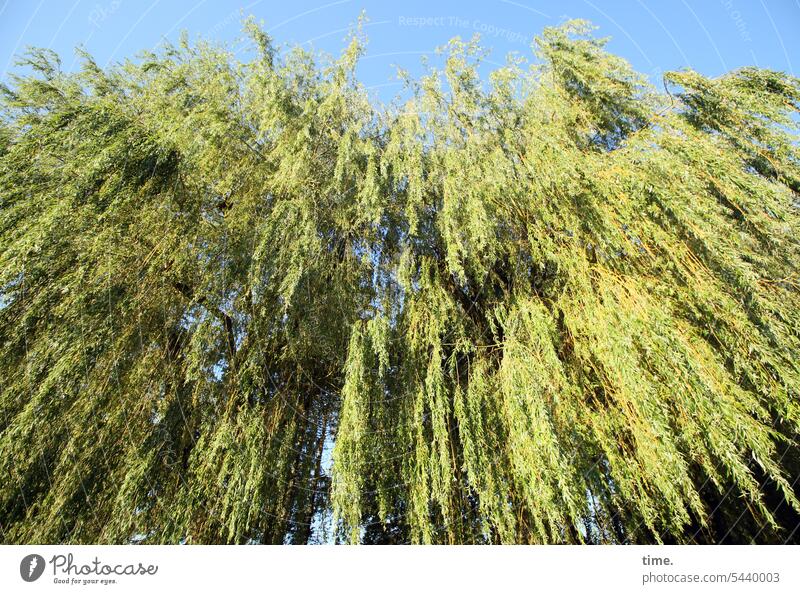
[1,19,799,544]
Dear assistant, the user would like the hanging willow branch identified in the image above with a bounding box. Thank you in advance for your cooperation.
[1,19,799,544]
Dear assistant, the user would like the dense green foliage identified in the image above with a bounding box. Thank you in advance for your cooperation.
[1,19,799,544]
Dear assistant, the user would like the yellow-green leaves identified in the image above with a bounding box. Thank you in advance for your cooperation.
[1,19,799,545]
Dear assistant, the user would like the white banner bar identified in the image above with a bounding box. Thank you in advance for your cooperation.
[1,545,797,593]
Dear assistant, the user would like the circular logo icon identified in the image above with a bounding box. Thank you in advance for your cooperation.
[20,554,46,582]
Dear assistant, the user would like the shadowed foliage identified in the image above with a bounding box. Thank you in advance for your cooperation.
[1,19,799,544]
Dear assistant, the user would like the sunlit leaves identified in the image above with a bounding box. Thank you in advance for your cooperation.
[1,19,799,544]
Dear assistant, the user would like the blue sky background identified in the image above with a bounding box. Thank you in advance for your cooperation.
[1,0,798,102]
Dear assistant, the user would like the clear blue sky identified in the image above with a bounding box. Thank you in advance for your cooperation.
[1,0,798,102]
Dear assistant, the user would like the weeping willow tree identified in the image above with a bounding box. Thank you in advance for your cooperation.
[1,19,799,544]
